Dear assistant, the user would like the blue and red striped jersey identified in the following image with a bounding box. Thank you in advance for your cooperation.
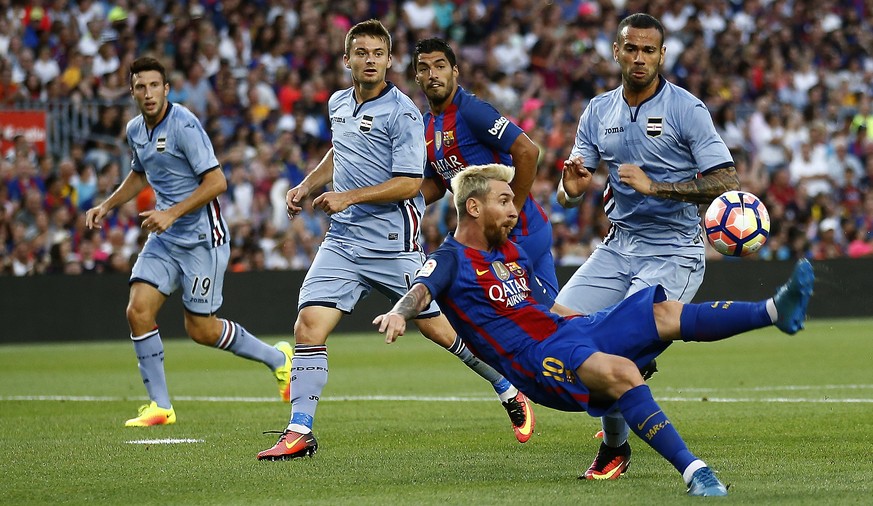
[414,235,557,379]
[423,86,549,240]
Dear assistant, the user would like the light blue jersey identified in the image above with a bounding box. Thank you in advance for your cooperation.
[572,77,733,255]
[327,83,426,253]
[127,102,227,248]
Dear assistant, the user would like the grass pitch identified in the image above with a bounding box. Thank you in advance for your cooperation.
[1,319,871,505]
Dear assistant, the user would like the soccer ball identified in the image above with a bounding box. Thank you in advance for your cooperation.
[704,191,770,257]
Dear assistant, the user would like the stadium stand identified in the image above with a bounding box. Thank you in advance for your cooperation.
[1,0,872,276]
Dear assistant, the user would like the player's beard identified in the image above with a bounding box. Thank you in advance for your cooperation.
[424,77,455,108]
[484,219,516,249]
[623,64,659,93]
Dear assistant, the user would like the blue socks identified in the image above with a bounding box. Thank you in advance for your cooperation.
[131,328,171,409]
[288,344,329,431]
[215,319,285,371]
[680,300,772,342]
[618,385,697,474]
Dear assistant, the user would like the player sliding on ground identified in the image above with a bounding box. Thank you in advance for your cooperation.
[374,163,814,497]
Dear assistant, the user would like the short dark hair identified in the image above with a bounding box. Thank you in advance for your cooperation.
[129,56,166,87]
[413,38,457,68]
[345,19,391,55]
[616,13,665,46]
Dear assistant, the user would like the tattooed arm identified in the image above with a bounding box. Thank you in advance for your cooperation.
[373,284,434,343]
[617,165,740,205]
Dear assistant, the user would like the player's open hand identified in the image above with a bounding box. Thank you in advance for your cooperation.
[373,312,406,344]
[562,155,591,196]
[139,209,176,234]
[84,205,108,229]
[617,163,653,195]
[286,185,309,219]
[312,191,352,216]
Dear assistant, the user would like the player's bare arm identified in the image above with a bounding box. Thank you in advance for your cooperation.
[314,176,422,215]
[141,167,227,234]
[287,147,335,218]
[373,283,433,343]
[421,177,447,206]
[508,133,540,212]
[550,302,582,318]
[620,165,739,204]
[85,170,149,229]
[557,156,592,208]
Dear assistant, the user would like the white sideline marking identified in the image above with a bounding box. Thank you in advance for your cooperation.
[126,438,204,445]
[2,388,873,404]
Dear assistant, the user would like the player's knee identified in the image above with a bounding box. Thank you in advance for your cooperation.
[125,300,155,333]
[293,317,327,345]
[601,358,645,400]
[653,300,683,339]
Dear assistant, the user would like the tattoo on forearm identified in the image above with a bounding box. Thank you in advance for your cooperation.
[392,284,431,320]
[649,167,739,204]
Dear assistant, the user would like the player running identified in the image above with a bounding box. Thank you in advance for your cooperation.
[85,56,293,427]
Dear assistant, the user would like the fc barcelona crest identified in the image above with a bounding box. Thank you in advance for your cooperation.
[646,117,663,137]
[156,137,167,152]
[443,130,455,147]
[504,261,525,277]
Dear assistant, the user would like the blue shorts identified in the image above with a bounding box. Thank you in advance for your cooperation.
[511,221,558,299]
[299,237,441,317]
[130,234,229,316]
[555,231,704,314]
[512,285,670,416]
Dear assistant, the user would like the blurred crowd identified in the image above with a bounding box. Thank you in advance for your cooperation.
[2,0,873,277]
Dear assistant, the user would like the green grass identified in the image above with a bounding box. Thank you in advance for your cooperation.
[1,319,872,505]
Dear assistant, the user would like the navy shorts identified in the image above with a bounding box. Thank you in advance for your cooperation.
[511,285,670,416]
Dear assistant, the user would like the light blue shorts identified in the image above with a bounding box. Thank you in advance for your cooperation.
[299,237,440,317]
[130,234,229,316]
[556,233,704,315]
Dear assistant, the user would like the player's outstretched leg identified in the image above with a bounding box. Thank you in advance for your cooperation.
[501,388,536,443]
[417,314,536,443]
[617,385,727,496]
[773,258,814,334]
[447,335,535,443]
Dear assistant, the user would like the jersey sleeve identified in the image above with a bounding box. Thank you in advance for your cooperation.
[412,246,457,301]
[570,101,600,172]
[128,130,144,174]
[682,102,734,174]
[390,106,426,178]
[459,98,522,152]
[176,110,220,176]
